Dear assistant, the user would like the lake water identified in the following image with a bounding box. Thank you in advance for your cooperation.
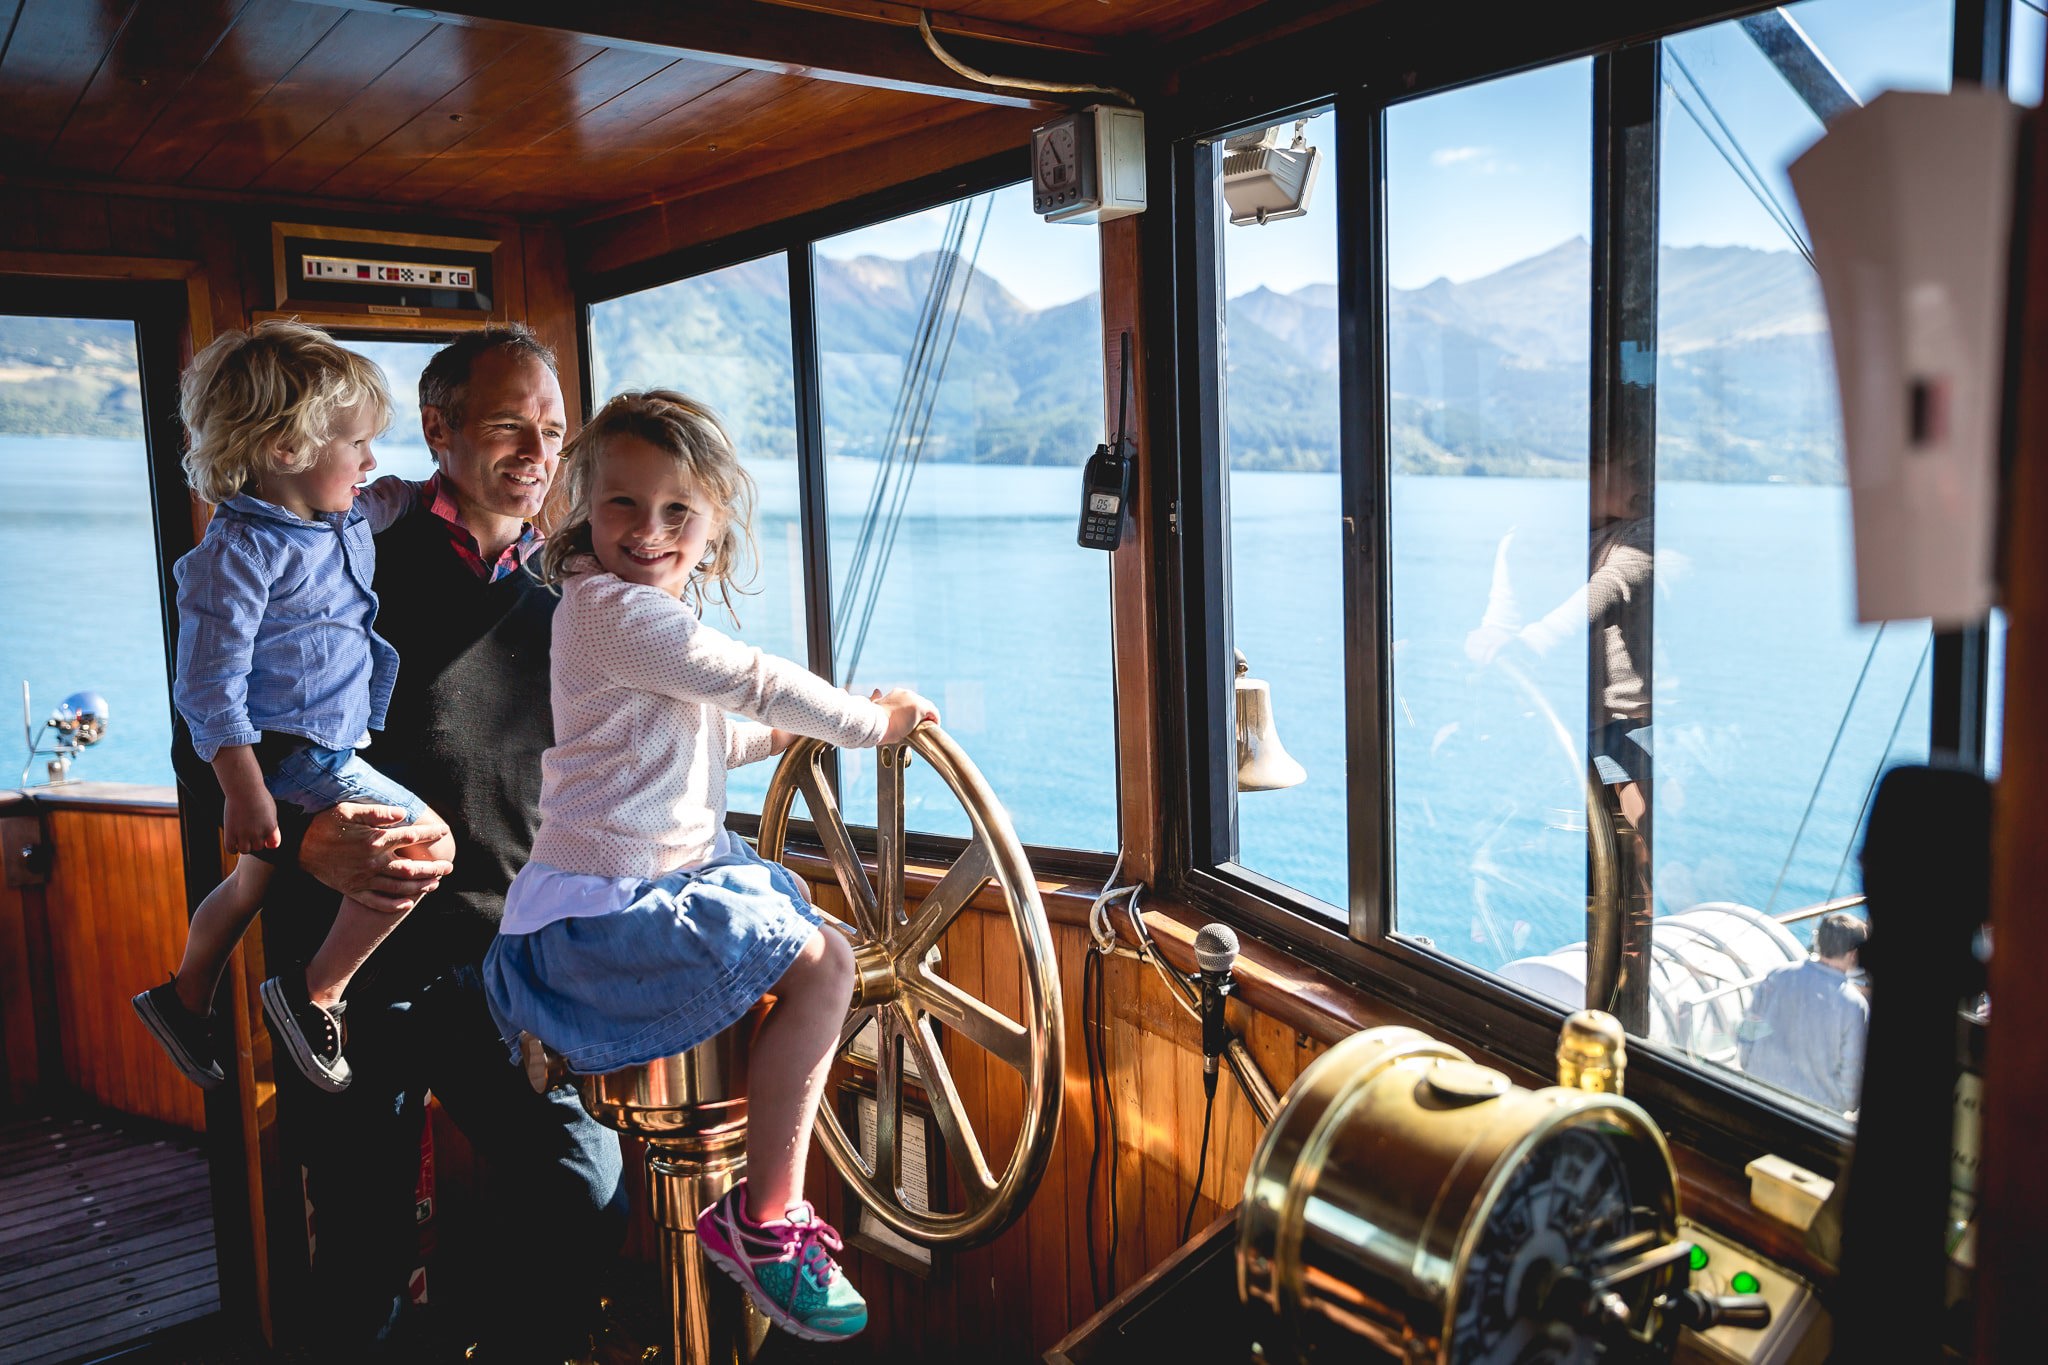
[1,434,1933,969]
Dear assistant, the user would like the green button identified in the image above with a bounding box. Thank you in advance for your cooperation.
[1688,1245,1709,1272]
[1731,1271,1761,1295]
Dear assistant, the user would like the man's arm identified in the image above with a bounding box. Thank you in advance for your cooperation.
[1833,993,1870,1114]
[170,716,447,910]
[354,475,421,534]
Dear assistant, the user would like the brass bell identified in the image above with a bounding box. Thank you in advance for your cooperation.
[1235,649,1306,792]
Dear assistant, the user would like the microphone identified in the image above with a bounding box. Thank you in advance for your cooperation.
[1194,923,1240,1098]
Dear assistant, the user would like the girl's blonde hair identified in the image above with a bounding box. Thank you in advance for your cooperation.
[179,320,392,505]
[540,389,758,617]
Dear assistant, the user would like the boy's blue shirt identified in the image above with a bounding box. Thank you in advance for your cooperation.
[172,478,417,763]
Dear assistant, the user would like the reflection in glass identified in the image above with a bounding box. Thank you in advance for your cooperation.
[0,315,175,785]
[588,255,805,814]
[814,183,1112,851]
[1222,110,1345,906]
[1632,0,1948,1118]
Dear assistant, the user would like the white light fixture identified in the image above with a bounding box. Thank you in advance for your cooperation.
[1223,120,1321,227]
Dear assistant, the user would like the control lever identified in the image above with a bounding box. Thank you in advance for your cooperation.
[1656,1287,1773,1333]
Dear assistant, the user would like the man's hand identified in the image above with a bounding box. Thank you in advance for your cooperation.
[299,802,453,913]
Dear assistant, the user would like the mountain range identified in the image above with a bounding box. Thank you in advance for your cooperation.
[1,237,1841,483]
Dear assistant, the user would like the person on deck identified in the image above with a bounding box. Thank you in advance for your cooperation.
[1737,910,1871,1115]
[174,325,626,1364]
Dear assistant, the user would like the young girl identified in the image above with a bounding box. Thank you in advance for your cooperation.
[482,390,935,1343]
[132,320,456,1095]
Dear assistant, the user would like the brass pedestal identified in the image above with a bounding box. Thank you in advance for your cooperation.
[572,1005,772,1365]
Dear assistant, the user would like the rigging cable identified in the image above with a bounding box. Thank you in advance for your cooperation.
[1665,51,1819,269]
[1765,620,1889,915]
[834,195,995,683]
[844,197,994,680]
[834,200,968,668]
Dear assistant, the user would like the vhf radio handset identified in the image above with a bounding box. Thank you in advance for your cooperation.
[1078,331,1136,550]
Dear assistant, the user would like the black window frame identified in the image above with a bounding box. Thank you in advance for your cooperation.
[575,150,1122,881]
[1149,0,2011,1178]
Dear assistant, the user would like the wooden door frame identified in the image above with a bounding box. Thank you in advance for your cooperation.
[0,256,270,1339]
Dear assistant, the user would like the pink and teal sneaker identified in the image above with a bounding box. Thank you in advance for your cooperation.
[696,1180,868,1341]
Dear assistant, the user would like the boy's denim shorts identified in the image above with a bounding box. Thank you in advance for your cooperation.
[262,741,428,822]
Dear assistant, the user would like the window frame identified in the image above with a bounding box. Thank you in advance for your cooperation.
[1152,0,2010,1177]
[576,150,1122,879]
[2,270,264,1330]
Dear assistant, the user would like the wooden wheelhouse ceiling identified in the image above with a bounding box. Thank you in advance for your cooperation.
[0,0,1285,222]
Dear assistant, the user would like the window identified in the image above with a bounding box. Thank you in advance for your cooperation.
[1180,0,1997,1144]
[2016,0,2045,105]
[589,255,805,814]
[813,183,1112,852]
[1221,110,1346,907]
[1383,62,1594,969]
[585,184,1113,852]
[349,336,446,484]
[0,313,174,786]
[1636,2,1950,1116]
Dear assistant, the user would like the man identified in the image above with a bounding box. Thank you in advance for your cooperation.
[1738,911,1871,1115]
[180,325,625,1362]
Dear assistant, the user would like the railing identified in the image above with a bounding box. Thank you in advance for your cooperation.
[0,782,204,1130]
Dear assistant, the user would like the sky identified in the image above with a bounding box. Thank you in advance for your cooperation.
[820,0,2006,307]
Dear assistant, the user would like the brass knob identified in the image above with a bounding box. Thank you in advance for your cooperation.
[1558,1009,1627,1094]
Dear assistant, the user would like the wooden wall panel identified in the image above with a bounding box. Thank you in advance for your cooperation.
[308,31,603,204]
[568,104,1038,281]
[746,901,1322,1363]
[36,807,204,1131]
[110,3,342,183]
[46,0,245,179]
[0,873,41,1101]
[0,0,133,160]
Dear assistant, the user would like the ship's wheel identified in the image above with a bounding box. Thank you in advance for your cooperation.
[756,724,1064,1249]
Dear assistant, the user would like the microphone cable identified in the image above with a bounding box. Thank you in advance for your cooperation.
[1180,1077,1217,1244]
[1083,851,1141,1309]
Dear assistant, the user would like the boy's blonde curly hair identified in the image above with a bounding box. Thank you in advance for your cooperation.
[179,320,392,506]
[540,389,758,618]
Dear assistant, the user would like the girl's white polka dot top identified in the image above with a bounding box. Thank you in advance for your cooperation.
[527,571,891,880]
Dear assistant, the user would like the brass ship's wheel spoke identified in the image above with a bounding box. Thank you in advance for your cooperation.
[902,966,1030,1075]
[790,749,881,941]
[758,724,1062,1249]
[898,1007,998,1205]
[901,836,996,962]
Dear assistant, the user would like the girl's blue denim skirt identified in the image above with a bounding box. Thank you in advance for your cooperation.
[483,837,823,1075]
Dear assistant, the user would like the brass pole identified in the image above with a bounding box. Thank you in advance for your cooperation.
[644,1138,766,1365]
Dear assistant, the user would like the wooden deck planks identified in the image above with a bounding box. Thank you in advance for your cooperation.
[0,1109,219,1365]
